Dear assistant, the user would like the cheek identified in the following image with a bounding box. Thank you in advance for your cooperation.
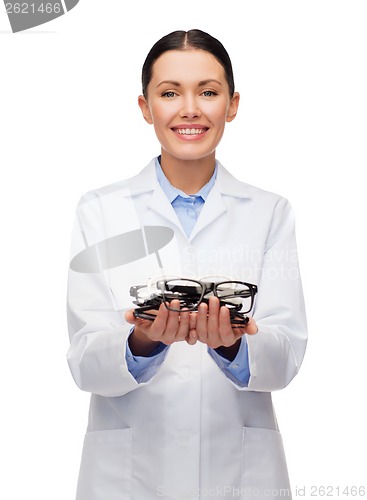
[150,102,177,124]
[150,106,163,124]
[202,101,230,124]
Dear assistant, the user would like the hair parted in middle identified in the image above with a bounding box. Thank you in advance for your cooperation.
[141,29,235,98]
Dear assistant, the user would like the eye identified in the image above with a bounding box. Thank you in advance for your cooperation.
[202,90,218,97]
[161,91,177,98]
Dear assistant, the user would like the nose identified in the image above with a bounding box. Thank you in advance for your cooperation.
[179,94,201,119]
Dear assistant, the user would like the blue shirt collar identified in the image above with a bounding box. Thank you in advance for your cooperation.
[155,156,217,203]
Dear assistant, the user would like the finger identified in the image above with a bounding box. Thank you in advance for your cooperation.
[196,302,208,342]
[230,316,258,336]
[243,316,258,335]
[148,302,170,341]
[207,296,220,336]
[186,330,198,345]
[189,311,197,331]
[218,305,238,347]
[187,312,198,345]
[124,309,137,324]
[125,309,157,334]
[204,297,222,348]
[176,308,191,341]
[160,300,181,344]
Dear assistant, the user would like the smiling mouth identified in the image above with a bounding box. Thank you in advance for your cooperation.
[172,128,208,135]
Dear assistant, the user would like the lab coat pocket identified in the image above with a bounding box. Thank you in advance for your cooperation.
[76,428,132,500]
[242,426,291,499]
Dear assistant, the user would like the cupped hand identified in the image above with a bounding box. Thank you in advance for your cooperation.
[124,300,197,356]
[190,296,258,350]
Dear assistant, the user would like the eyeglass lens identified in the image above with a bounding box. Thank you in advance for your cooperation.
[158,279,204,311]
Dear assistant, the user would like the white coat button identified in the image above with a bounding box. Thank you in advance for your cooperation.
[178,367,191,381]
[177,431,190,444]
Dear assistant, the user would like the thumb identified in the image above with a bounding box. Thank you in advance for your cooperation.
[245,317,258,335]
[124,309,136,325]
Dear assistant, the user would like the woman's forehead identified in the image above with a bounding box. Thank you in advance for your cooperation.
[151,49,226,84]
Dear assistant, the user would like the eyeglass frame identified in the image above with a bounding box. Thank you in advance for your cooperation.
[156,278,258,314]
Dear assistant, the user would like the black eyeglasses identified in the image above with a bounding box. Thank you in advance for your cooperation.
[130,277,258,326]
[157,278,257,312]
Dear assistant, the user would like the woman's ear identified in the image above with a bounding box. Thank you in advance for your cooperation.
[138,95,153,124]
[226,92,240,123]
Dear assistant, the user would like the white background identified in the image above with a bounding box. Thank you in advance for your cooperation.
[1,1,366,498]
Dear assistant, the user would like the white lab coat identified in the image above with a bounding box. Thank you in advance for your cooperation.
[67,158,307,500]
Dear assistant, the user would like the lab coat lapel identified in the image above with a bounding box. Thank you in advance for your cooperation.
[146,175,229,240]
[127,159,185,233]
[189,162,252,240]
[189,185,227,241]
[147,186,184,231]
[129,158,251,239]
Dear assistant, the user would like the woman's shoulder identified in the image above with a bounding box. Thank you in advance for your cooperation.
[76,159,157,207]
[216,161,289,207]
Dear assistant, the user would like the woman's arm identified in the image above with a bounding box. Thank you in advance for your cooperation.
[245,197,308,391]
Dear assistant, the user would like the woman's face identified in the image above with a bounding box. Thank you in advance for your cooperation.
[138,49,239,164]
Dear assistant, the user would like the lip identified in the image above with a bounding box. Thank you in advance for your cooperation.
[172,124,209,129]
[171,124,209,141]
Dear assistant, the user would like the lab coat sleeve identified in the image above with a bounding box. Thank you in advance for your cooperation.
[66,197,163,397]
[245,196,308,392]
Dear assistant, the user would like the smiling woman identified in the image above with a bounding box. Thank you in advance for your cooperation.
[138,48,239,191]
[67,29,308,500]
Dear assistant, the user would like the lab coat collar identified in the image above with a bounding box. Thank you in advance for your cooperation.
[124,158,253,240]
[126,158,253,199]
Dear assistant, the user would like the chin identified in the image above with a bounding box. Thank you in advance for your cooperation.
[162,146,216,163]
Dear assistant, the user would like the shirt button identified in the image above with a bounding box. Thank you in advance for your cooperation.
[231,364,239,369]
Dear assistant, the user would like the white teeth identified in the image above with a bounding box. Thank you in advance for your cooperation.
[175,128,206,135]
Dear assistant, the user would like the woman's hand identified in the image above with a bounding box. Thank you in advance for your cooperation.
[125,296,257,358]
[189,296,258,357]
[124,300,196,356]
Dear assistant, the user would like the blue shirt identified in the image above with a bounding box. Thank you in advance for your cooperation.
[125,157,250,386]
[155,157,216,237]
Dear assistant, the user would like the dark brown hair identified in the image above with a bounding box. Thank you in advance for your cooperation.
[142,29,235,98]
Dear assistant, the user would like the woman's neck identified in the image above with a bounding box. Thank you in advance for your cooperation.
[160,151,216,194]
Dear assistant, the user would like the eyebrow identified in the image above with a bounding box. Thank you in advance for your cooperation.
[156,79,223,88]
